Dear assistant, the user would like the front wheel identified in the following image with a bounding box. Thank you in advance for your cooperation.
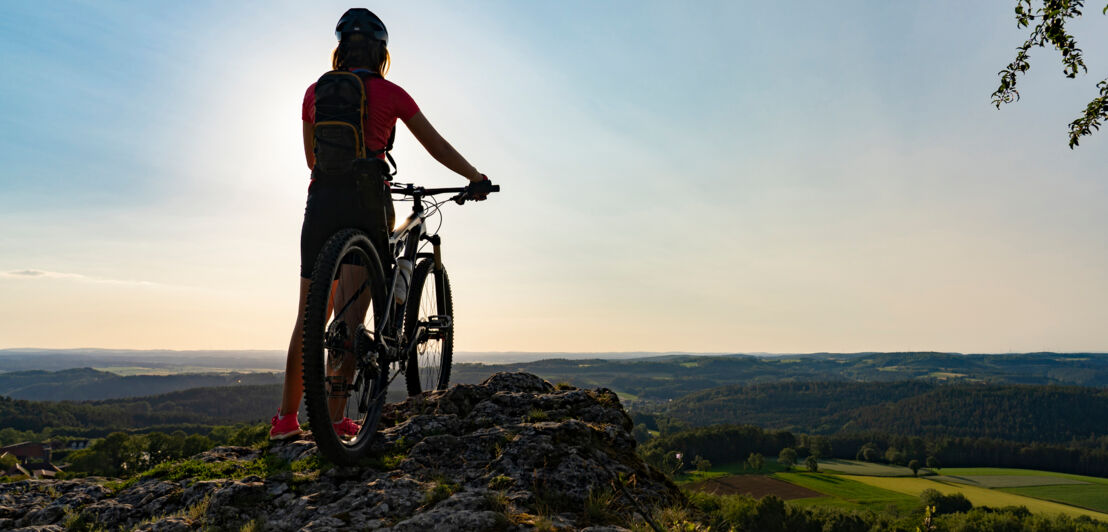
[404,258,454,395]
[302,229,389,465]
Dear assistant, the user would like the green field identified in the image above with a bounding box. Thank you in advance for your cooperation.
[943,475,1088,488]
[847,475,1108,521]
[1002,485,1108,513]
[775,472,918,514]
[818,459,931,477]
[677,460,790,484]
[939,468,1108,485]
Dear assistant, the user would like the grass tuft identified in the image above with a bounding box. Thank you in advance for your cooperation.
[488,475,513,490]
[422,479,460,507]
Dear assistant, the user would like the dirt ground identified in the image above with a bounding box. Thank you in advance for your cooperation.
[685,475,823,500]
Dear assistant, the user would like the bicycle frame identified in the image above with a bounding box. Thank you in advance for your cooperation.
[373,185,462,361]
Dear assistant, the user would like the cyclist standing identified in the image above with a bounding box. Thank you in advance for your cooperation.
[271,8,491,440]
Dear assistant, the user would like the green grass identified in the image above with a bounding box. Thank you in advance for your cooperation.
[787,496,868,512]
[939,468,1108,485]
[1002,484,1108,513]
[774,472,918,514]
[942,475,1088,488]
[848,475,1108,520]
[610,390,639,401]
[818,459,931,477]
[676,459,790,484]
[141,454,294,482]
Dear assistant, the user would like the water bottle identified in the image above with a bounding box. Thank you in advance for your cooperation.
[393,258,413,305]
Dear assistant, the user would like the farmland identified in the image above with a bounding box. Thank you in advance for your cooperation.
[938,468,1108,514]
[681,462,1108,522]
[684,475,822,500]
[848,475,1108,521]
[940,467,1108,485]
[1002,485,1108,513]
[775,472,919,514]
[817,459,929,477]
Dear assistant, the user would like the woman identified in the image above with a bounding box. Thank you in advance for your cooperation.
[271,8,490,440]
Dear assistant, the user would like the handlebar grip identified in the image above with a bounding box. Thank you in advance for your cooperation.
[489,185,500,192]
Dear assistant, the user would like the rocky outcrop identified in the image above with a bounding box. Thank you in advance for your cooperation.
[0,372,682,531]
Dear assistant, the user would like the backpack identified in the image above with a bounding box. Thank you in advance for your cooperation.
[311,70,397,264]
[311,70,396,177]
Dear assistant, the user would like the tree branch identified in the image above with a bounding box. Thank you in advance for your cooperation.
[993,1,1107,147]
[1068,78,1108,147]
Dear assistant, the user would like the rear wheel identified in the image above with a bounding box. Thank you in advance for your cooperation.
[302,229,389,465]
[404,258,453,395]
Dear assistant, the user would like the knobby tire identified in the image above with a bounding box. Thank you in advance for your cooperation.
[404,258,454,395]
[302,229,388,466]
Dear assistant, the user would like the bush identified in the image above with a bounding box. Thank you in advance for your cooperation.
[919,488,972,515]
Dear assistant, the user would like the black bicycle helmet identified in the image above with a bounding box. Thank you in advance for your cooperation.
[335,8,388,45]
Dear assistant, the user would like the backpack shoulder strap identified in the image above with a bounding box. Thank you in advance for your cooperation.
[356,71,398,176]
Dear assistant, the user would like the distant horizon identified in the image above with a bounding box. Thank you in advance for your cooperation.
[4,346,1106,357]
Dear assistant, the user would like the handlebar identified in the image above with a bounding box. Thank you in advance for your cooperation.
[390,181,500,205]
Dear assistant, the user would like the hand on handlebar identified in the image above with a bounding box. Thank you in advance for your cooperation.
[456,175,497,204]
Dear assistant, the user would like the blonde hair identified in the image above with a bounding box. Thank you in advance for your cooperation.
[331,37,390,75]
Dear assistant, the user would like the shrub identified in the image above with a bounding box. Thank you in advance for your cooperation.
[919,488,972,515]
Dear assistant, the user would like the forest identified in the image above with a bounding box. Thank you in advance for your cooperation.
[639,423,1108,478]
[652,381,1108,443]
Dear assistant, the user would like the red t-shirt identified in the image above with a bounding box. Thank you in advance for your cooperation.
[302,75,419,158]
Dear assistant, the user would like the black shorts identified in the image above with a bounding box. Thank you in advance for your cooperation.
[299,165,395,279]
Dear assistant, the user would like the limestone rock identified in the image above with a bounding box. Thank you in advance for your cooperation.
[3,372,681,531]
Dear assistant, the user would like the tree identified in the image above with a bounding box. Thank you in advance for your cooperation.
[919,488,973,515]
[884,447,906,466]
[182,434,214,458]
[0,453,18,471]
[778,447,798,470]
[992,0,1108,147]
[745,452,765,472]
[631,424,650,443]
[805,455,819,473]
[909,459,921,477]
[857,443,880,462]
[693,455,712,472]
[926,455,941,471]
[812,437,832,459]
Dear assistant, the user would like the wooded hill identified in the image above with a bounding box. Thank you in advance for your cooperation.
[653,381,1108,443]
[0,384,281,439]
[3,352,1106,403]
[450,352,1108,401]
[0,368,282,401]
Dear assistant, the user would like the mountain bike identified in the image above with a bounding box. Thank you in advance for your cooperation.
[301,179,498,465]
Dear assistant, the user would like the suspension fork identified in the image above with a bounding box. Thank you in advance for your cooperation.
[427,234,444,271]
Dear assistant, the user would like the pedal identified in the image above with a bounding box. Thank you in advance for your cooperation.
[424,315,452,339]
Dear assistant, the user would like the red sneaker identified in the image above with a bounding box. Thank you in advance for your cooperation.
[270,410,303,440]
[332,417,361,438]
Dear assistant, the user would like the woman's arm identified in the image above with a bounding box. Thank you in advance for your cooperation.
[302,121,315,171]
[403,111,483,182]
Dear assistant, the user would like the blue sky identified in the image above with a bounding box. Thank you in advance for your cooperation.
[1,1,1106,352]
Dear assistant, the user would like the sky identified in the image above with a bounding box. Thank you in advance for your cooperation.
[1,1,1106,353]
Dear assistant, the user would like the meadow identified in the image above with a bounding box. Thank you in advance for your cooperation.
[848,475,1108,521]
[775,472,919,514]
[937,468,1108,514]
[681,461,1108,522]
[1002,485,1108,513]
[817,458,929,477]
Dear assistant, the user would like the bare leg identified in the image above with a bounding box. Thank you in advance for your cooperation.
[327,264,372,423]
[279,278,313,417]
